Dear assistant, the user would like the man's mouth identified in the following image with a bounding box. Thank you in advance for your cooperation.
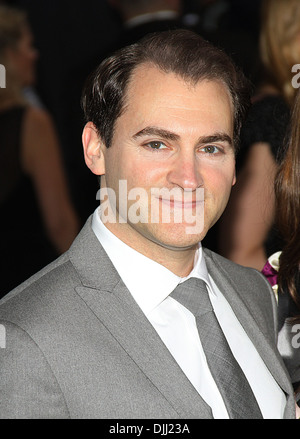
[158,197,204,209]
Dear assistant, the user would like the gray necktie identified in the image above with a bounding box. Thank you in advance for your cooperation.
[170,277,263,419]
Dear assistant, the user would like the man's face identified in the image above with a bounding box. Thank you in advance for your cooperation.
[97,64,235,253]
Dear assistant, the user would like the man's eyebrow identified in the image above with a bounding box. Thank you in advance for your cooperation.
[132,126,180,141]
[132,127,233,147]
[198,133,233,147]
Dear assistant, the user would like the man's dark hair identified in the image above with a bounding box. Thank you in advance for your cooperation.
[82,29,251,150]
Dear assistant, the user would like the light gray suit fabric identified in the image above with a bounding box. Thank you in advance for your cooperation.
[0,216,295,419]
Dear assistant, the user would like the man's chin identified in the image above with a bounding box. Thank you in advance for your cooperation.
[140,223,208,252]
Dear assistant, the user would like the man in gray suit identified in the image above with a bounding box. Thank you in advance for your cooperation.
[0,30,296,419]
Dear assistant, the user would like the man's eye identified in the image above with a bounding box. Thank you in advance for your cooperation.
[146,141,168,150]
[202,145,220,154]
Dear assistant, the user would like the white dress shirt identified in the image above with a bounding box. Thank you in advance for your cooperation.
[92,208,286,418]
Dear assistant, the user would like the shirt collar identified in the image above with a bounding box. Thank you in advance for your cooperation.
[92,207,214,315]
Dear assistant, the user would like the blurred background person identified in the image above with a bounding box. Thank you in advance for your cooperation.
[0,4,79,297]
[3,0,122,224]
[275,89,300,408]
[218,0,300,270]
[262,88,300,410]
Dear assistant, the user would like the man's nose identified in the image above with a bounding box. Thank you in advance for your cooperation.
[167,153,203,190]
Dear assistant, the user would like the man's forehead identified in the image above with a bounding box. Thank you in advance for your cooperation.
[126,62,232,101]
[128,62,185,89]
[123,64,234,126]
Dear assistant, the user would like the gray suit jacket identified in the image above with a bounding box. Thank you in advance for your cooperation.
[0,216,295,418]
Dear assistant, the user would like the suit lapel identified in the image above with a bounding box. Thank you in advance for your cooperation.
[69,218,212,418]
[204,250,292,396]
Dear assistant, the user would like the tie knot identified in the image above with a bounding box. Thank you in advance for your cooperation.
[170,277,212,316]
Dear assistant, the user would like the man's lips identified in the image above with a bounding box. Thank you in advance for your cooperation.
[158,197,204,208]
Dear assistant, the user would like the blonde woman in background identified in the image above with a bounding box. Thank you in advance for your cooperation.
[218,0,300,270]
[0,5,79,298]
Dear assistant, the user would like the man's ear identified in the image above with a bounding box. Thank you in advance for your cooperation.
[232,171,236,186]
[82,122,106,175]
